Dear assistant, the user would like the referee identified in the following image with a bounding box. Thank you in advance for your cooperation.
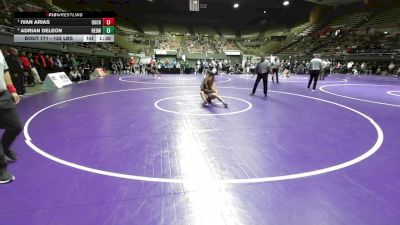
[250,55,271,97]
[307,53,323,91]
[0,50,22,184]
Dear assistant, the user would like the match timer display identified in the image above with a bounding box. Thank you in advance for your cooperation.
[13,12,116,43]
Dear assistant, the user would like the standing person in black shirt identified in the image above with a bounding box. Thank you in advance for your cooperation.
[5,48,25,95]
[34,50,47,81]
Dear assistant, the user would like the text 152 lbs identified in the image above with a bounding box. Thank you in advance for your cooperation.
[53,36,73,41]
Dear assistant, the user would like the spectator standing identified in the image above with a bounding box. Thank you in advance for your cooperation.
[5,48,25,95]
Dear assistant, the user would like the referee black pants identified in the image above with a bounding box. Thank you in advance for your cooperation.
[0,91,22,169]
[308,70,320,90]
[252,73,268,95]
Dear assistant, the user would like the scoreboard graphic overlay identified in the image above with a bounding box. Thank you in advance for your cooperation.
[13,12,115,43]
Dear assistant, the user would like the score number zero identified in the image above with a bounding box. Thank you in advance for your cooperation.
[91,18,115,26]
[90,27,114,34]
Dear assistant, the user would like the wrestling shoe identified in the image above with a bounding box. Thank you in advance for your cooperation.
[0,168,15,184]
[5,148,17,162]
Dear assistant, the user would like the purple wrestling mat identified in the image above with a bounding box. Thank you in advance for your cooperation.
[0,74,399,225]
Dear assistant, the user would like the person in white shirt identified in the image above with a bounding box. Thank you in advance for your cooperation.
[388,62,395,75]
[319,59,329,80]
[250,55,272,97]
[176,62,182,74]
[195,60,200,75]
[307,53,323,91]
[347,61,354,74]
[0,51,22,184]
[69,68,81,82]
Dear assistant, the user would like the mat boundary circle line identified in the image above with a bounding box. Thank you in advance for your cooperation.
[24,86,384,184]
